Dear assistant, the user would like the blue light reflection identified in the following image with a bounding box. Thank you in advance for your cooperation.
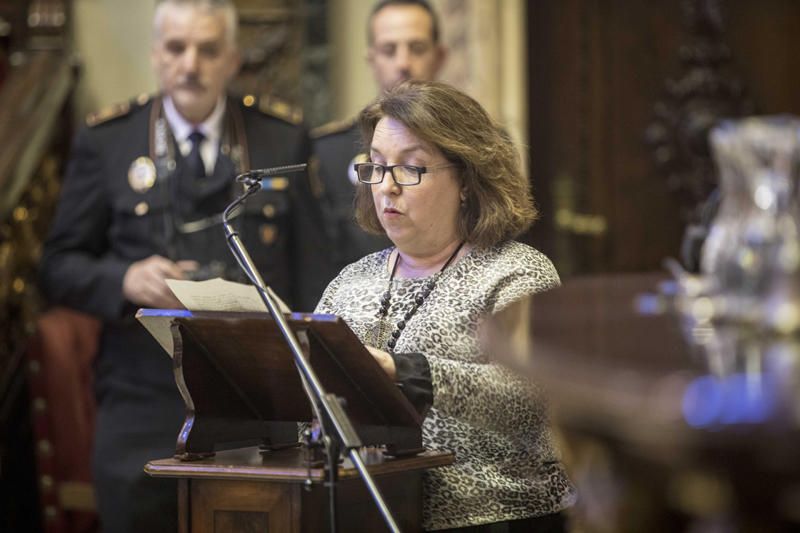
[682,373,777,428]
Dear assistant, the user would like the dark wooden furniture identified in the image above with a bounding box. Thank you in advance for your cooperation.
[491,273,800,532]
[137,309,426,459]
[140,309,454,531]
[146,446,453,533]
[526,1,800,275]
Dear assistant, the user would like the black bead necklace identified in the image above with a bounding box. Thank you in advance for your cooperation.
[375,241,465,352]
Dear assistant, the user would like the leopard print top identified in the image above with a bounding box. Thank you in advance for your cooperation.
[315,240,576,530]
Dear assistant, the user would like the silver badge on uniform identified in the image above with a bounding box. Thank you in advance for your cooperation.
[348,153,369,186]
[128,157,157,193]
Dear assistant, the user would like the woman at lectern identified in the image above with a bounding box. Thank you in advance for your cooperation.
[314,80,575,532]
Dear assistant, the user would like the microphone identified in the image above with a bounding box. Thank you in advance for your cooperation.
[236,163,307,190]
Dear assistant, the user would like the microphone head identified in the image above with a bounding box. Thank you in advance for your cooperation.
[236,163,307,184]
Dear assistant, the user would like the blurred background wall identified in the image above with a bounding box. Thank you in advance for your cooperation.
[71,0,156,121]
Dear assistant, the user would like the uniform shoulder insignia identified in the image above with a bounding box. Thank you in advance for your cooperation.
[133,92,154,107]
[310,116,357,139]
[255,95,303,126]
[85,93,152,127]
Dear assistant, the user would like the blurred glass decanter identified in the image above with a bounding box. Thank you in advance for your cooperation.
[701,116,800,328]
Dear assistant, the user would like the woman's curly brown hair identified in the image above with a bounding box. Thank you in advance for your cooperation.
[354,80,537,249]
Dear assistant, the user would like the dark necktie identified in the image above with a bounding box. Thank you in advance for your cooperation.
[186,130,206,179]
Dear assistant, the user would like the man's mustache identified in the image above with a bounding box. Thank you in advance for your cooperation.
[177,75,205,90]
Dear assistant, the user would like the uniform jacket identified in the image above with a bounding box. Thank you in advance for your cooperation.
[311,117,390,276]
[41,94,327,315]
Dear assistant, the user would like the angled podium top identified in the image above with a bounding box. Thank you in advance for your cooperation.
[137,309,425,458]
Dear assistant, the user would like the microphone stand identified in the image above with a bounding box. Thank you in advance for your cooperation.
[222,172,402,533]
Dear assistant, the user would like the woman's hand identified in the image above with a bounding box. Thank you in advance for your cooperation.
[366,346,396,380]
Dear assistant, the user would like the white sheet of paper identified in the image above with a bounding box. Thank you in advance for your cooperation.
[137,313,176,357]
[165,277,291,314]
[137,278,292,358]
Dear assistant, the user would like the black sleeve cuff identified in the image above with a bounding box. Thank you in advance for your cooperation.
[390,352,433,417]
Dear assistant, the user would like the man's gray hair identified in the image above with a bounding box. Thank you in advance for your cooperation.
[153,0,239,45]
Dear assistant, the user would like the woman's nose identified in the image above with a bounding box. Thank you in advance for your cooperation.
[376,170,400,195]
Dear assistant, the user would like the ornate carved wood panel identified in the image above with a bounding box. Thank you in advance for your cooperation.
[230,0,330,127]
[527,0,800,276]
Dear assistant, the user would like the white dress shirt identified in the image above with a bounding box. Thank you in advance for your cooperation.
[162,96,226,176]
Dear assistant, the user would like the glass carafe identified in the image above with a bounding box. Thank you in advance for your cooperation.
[701,116,800,326]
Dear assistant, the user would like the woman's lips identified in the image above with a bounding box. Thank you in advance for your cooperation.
[383,207,401,216]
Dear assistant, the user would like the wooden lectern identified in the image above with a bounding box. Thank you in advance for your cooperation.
[138,309,453,532]
[146,446,452,532]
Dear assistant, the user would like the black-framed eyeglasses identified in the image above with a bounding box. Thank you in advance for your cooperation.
[353,162,456,186]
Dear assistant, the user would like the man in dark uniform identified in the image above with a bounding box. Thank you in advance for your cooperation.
[39,1,328,531]
[312,0,446,275]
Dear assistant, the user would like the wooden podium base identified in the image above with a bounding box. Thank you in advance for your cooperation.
[146,446,454,533]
